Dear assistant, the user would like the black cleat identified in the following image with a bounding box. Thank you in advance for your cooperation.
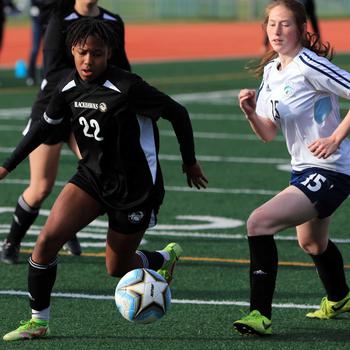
[63,236,82,256]
[1,240,20,264]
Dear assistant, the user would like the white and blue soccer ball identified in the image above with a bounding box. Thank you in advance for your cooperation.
[115,268,171,324]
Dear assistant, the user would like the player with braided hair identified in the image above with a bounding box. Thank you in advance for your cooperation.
[1,17,208,341]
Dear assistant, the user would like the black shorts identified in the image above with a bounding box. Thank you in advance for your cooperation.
[23,74,72,145]
[69,168,160,234]
[290,167,350,218]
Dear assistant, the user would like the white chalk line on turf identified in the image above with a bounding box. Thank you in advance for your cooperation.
[0,148,290,164]
[0,125,286,141]
[1,225,350,244]
[0,110,244,121]
[0,178,279,196]
[0,290,319,310]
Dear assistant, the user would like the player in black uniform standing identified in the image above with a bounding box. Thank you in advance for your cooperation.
[1,17,208,341]
[1,0,131,263]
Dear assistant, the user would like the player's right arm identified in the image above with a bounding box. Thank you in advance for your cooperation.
[239,88,277,142]
[1,90,66,174]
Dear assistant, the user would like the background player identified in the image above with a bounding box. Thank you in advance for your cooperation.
[1,0,131,263]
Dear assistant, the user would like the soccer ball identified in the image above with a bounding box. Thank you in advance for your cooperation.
[115,268,171,324]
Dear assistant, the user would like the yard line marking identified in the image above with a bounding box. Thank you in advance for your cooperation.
[0,125,23,131]
[15,249,350,267]
[180,256,350,269]
[159,154,289,164]
[0,290,319,309]
[0,107,30,118]
[190,113,245,121]
[0,148,290,164]
[1,178,279,195]
[0,109,244,121]
[159,129,285,141]
[0,126,286,141]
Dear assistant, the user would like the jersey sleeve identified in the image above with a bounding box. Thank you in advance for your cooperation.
[2,90,67,172]
[299,53,350,99]
[256,63,278,125]
[128,80,196,166]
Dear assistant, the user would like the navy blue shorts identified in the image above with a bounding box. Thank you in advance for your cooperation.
[290,167,350,218]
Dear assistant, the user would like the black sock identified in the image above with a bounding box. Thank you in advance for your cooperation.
[136,250,165,271]
[7,196,39,245]
[309,240,349,301]
[28,257,57,311]
[248,235,278,319]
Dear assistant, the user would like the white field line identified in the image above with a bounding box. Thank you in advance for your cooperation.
[0,147,289,164]
[0,110,244,121]
[0,290,319,310]
[0,178,279,196]
[159,130,285,141]
[1,224,350,244]
[0,125,286,141]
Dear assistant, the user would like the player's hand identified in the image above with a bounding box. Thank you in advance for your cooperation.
[308,136,339,159]
[182,162,208,189]
[238,89,257,119]
[0,167,9,180]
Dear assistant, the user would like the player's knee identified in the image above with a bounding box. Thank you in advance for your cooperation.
[28,182,54,202]
[33,232,60,262]
[247,209,274,236]
[298,240,327,255]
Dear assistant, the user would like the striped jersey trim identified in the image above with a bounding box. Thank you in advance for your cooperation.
[299,52,350,89]
[103,13,117,21]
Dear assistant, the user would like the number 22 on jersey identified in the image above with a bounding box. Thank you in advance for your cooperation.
[79,116,104,141]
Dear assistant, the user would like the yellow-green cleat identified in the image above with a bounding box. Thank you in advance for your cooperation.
[157,242,183,284]
[3,318,49,341]
[233,310,272,336]
[306,291,350,319]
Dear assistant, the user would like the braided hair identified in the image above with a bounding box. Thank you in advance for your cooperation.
[66,17,116,49]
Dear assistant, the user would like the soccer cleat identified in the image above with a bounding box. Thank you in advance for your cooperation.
[3,318,49,341]
[1,240,20,264]
[157,242,183,284]
[306,292,350,319]
[233,310,272,336]
[63,235,82,256]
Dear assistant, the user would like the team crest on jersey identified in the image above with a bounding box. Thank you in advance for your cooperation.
[128,211,145,224]
[99,102,107,112]
[283,82,294,97]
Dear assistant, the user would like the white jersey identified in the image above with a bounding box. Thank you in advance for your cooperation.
[256,47,350,175]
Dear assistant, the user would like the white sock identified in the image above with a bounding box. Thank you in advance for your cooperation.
[32,306,50,321]
[157,250,170,266]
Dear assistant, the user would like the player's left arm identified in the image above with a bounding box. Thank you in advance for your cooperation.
[128,80,208,189]
[304,57,350,158]
[309,109,350,159]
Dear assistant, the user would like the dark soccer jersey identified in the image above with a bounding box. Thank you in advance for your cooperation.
[4,66,196,209]
[43,7,130,82]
